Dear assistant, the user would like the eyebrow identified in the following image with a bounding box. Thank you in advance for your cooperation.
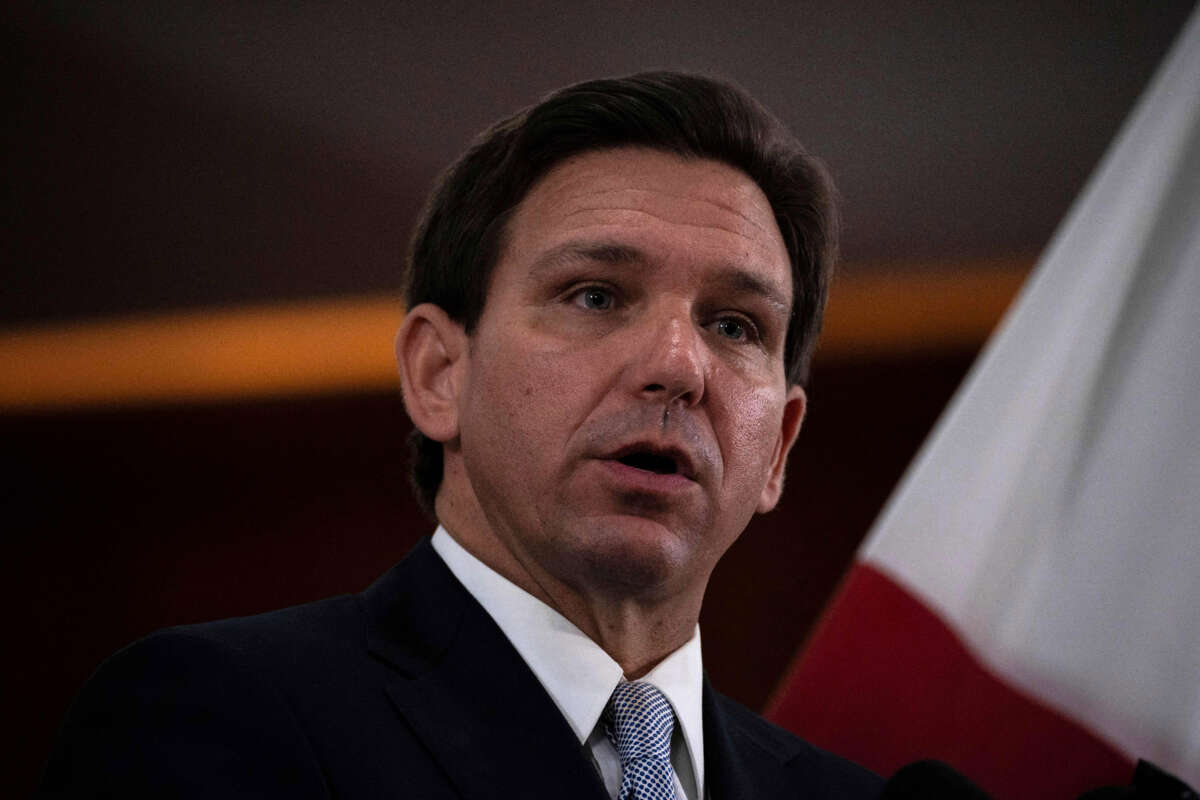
[713,270,792,318]
[527,241,645,276]
[528,240,792,317]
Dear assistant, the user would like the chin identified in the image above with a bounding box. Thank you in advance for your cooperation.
[563,514,698,598]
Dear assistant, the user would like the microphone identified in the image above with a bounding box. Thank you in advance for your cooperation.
[1077,759,1198,799]
[881,760,993,799]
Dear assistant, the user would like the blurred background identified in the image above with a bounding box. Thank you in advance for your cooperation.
[4,1,1196,793]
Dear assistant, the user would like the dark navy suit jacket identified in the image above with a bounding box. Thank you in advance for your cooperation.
[40,538,882,798]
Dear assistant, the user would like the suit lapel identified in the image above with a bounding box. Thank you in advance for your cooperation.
[703,678,801,800]
[363,539,608,800]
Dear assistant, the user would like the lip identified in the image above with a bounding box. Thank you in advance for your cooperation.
[594,439,702,494]
[607,440,699,479]
[596,457,698,494]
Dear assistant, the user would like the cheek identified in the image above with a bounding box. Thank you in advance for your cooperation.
[717,383,785,485]
[472,340,597,452]
[459,349,561,521]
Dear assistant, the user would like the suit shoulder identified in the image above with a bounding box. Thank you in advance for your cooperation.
[712,691,883,798]
[168,592,364,650]
[75,593,363,694]
[39,604,345,798]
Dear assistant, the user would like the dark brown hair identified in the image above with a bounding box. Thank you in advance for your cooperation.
[403,71,838,516]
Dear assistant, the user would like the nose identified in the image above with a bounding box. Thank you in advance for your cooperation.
[630,308,706,408]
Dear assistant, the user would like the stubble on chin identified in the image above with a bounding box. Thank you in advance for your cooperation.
[538,509,713,606]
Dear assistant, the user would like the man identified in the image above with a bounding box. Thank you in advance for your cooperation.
[40,72,881,798]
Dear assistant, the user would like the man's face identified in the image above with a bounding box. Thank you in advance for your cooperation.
[453,147,805,603]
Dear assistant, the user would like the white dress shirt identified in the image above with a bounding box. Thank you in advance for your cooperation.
[431,526,705,800]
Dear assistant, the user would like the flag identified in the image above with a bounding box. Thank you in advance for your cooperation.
[768,8,1200,797]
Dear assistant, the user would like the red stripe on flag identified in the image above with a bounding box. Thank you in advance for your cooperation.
[767,563,1134,798]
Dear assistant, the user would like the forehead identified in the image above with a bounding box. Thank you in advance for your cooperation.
[501,148,791,295]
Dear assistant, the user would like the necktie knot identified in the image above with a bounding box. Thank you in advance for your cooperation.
[604,681,678,800]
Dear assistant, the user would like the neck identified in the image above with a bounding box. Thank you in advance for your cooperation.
[435,476,703,677]
[554,584,701,679]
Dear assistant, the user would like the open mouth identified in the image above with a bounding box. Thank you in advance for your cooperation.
[617,451,680,475]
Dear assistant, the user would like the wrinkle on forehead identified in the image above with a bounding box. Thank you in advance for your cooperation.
[524,150,782,244]
[552,184,780,243]
[556,201,777,248]
[503,149,794,313]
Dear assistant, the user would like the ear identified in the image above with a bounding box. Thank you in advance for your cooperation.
[757,384,807,513]
[395,303,468,444]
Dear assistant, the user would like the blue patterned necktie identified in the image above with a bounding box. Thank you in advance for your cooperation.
[603,681,679,800]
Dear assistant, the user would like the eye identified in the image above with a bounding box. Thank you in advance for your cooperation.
[712,315,757,343]
[572,286,615,311]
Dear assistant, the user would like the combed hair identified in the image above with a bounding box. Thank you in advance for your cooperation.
[403,71,838,517]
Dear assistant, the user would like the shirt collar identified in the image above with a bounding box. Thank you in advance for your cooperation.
[431,525,705,792]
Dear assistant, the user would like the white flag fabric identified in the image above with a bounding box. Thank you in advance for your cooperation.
[771,7,1200,796]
